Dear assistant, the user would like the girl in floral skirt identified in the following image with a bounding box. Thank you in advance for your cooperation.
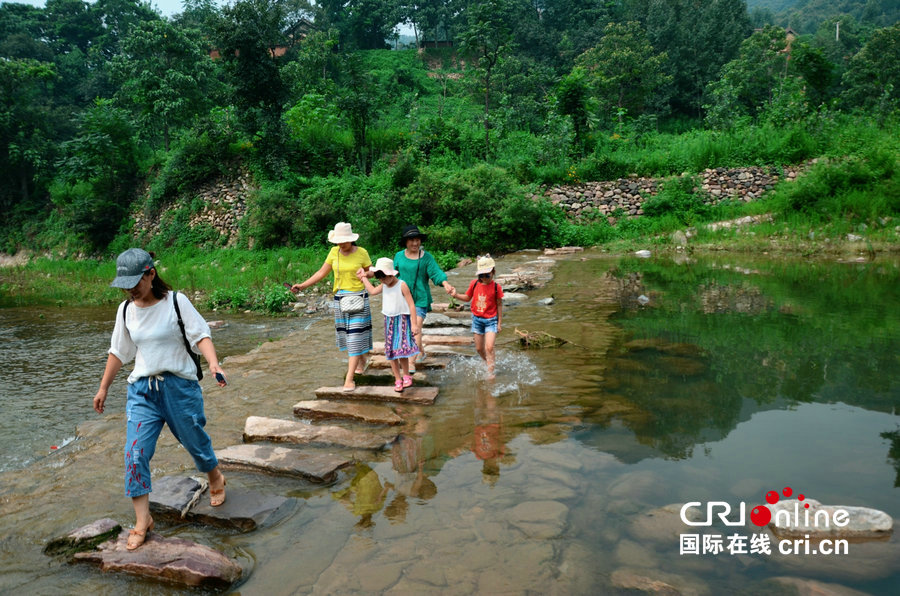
[358,257,420,391]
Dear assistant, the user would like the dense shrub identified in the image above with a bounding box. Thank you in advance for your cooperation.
[642,175,710,225]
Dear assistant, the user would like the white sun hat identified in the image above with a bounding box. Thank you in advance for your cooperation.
[372,257,399,276]
[327,222,359,244]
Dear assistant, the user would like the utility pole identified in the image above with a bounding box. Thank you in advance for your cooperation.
[836,21,840,42]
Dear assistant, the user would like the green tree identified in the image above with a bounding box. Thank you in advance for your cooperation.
[704,25,793,127]
[0,59,57,215]
[556,67,592,150]
[52,99,140,248]
[576,21,670,125]
[110,19,220,151]
[841,24,900,117]
[459,0,513,157]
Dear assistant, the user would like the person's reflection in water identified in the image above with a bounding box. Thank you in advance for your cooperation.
[473,380,505,486]
[385,418,437,523]
[332,463,390,528]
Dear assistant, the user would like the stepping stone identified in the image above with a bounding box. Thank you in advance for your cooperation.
[368,354,450,370]
[243,416,395,450]
[72,528,242,588]
[315,385,439,405]
[217,444,351,482]
[424,312,470,327]
[420,326,470,336]
[293,400,405,425]
[51,519,241,588]
[148,475,297,532]
[420,345,473,357]
[355,368,428,384]
[423,334,473,346]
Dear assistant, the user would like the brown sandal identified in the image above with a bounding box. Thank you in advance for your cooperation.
[210,476,226,507]
[126,518,154,551]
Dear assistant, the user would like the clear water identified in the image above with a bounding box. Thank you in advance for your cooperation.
[1,251,898,594]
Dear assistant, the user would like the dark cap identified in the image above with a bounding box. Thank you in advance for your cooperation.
[400,224,427,247]
[110,248,154,289]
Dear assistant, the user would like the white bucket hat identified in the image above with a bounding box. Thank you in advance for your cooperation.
[476,255,496,275]
[372,257,399,277]
[327,222,359,244]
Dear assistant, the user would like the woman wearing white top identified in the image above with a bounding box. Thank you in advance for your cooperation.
[93,248,228,551]
[358,257,420,392]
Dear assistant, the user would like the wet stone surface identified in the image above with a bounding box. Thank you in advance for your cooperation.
[72,528,242,588]
[243,415,396,450]
[293,399,405,425]
[217,444,352,482]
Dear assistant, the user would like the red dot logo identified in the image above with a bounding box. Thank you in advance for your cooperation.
[765,491,779,504]
[782,486,792,497]
[751,505,772,526]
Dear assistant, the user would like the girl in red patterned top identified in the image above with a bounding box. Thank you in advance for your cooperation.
[451,255,503,378]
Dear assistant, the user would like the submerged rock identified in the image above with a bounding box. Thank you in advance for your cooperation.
[768,576,872,596]
[768,499,893,540]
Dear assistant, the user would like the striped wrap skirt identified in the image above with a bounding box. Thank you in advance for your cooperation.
[333,290,373,357]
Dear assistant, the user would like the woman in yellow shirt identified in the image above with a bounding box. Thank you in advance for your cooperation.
[292,222,373,391]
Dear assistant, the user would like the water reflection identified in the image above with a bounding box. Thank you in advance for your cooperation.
[473,380,505,485]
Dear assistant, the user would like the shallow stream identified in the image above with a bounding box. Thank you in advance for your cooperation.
[1,250,898,594]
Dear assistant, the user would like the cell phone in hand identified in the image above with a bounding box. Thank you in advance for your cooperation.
[215,372,227,385]
[283,282,293,289]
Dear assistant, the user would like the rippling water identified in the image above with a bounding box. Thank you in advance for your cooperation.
[1,252,898,594]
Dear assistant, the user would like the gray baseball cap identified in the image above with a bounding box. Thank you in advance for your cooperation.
[110,248,154,289]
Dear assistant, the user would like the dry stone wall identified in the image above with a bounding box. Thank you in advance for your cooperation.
[132,169,253,246]
[540,165,806,223]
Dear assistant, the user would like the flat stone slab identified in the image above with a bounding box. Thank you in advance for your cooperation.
[315,385,439,405]
[293,400,405,425]
[148,475,297,532]
[423,312,470,327]
[420,326,470,336]
[217,444,351,482]
[768,499,893,540]
[373,340,473,355]
[368,355,450,370]
[422,334,473,346]
[72,528,242,589]
[243,416,394,450]
[354,368,428,384]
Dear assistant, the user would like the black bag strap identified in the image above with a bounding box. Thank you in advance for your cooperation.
[122,292,203,380]
[173,291,203,380]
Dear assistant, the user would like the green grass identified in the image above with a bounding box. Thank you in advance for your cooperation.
[0,247,329,310]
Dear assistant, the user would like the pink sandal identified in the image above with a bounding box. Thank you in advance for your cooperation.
[393,379,404,392]
[402,375,413,388]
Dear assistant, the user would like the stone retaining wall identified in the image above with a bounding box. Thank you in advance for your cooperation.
[132,169,253,246]
[540,165,807,223]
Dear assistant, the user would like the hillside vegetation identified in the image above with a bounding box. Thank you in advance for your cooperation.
[0,0,897,286]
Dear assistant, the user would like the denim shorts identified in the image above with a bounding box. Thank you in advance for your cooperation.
[471,315,498,335]
[414,306,428,320]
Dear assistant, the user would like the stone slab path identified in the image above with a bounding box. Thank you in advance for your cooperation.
[243,415,396,450]
[314,385,439,405]
[149,475,297,532]
[217,444,351,482]
[293,400,405,425]
[417,326,470,336]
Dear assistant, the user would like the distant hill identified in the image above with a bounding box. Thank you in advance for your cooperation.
[748,0,898,33]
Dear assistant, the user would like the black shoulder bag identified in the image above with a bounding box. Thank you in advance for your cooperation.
[122,291,203,380]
